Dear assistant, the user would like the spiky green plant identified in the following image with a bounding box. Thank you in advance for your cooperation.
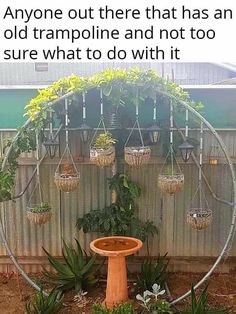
[43,239,97,292]
[25,290,63,314]
[181,285,229,314]
[136,253,169,292]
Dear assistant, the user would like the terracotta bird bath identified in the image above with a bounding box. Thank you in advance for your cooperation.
[90,236,142,309]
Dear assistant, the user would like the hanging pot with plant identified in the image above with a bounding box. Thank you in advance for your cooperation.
[55,159,80,192]
[54,99,80,193]
[26,174,52,225]
[90,132,116,167]
[26,202,52,225]
[89,90,116,167]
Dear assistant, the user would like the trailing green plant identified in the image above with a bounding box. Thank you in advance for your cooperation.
[92,302,137,314]
[43,239,97,292]
[29,202,51,213]
[25,289,63,314]
[93,132,117,149]
[77,173,158,242]
[136,284,173,313]
[180,285,229,314]
[136,254,169,292]
[24,68,204,125]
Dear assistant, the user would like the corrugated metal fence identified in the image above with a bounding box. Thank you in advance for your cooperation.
[0,129,236,272]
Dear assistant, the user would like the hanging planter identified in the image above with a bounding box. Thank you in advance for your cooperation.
[158,173,184,195]
[90,91,116,168]
[90,132,116,167]
[158,147,184,195]
[124,102,151,167]
[208,145,221,165]
[55,162,80,192]
[26,203,52,225]
[187,208,212,230]
[26,133,52,225]
[54,149,80,193]
[54,99,80,192]
[187,122,212,230]
[158,101,184,194]
[124,146,151,167]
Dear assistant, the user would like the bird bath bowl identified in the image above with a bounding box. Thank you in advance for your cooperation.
[90,236,142,309]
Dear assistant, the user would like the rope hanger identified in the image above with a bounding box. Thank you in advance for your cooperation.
[124,90,145,148]
[27,132,43,207]
[90,89,107,147]
[189,122,210,211]
[161,100,182,175]
[55,98,79,175]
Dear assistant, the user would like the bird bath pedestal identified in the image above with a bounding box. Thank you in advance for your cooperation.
[90,236,142,309]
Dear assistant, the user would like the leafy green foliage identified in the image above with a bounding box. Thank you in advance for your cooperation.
[43,239,97,292]
[24,68,204,124]
[29,202,51,213]
[92,302,137,314]
[94,132,117,149]
[180,285,229,314]
[108,173,141,210]
[25,290,63,314]
[136,254,169,292]
[77,173,158,242]
[0,169,14,202]
[77,203,133,236]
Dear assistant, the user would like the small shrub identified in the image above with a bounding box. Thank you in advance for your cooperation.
[29,202,51,213]
[136,254,169,292]
[43,239,97,292]
[94,132,117,149]
[136,284,172,313]
[25,290,63,314]
[92,302,137,314]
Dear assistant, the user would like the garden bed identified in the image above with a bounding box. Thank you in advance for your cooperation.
[0,272,236,313]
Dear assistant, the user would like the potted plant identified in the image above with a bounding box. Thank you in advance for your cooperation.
[54,162,80,192]
[158,165,184,195]
[26,202,52,225]
[90,132,116,167]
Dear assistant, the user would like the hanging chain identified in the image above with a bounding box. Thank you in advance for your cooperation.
[65,98,69,146]
[49,111,53,137]
[153,98,157,122]
[170,100,174,174]
[199,122,203,208]
[82,91,86,121]
[185,109,189,139]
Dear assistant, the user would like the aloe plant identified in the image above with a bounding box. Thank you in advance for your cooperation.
[25,290,63,314]
[136,254,169,292]
[43,239,97,292]
[180,285,229,314]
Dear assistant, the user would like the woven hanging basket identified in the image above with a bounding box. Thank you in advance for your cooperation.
[124,146,151,167]
[187,208,212,230]
[90,146,115,167]
[54,173,80,192]
[158,173,184,195]
[26,207,52,225]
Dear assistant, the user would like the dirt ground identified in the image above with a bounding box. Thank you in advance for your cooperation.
[0,272,236,313]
